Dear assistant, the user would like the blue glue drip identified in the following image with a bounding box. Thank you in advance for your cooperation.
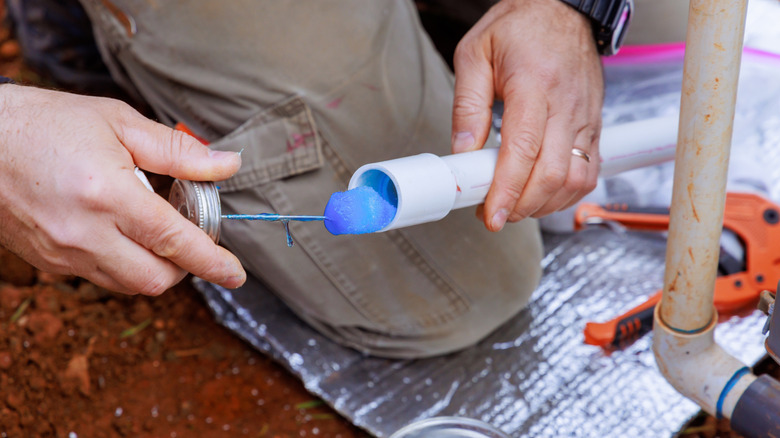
[281,221,294,247]
[323,186,397,235]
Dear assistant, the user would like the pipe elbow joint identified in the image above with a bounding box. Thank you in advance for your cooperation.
[652,305,755,419]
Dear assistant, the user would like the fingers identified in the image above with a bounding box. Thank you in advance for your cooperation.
[86,269,132,296]
[115,179,246,290]
[451,36,495,154]
[105,103,245,290]
[483,87,547,231]
[39,211,189,295]
[559,133,600,211]
[527,124,595,218]
[88,234,187,296]
[108,104,241,181]
[505,114,576,221]
[486,93,601,228]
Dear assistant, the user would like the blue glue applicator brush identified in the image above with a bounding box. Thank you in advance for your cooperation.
[322,186,396,235]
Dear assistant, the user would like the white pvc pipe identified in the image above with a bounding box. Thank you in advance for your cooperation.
[348,148,497,231]
[349,116,680,231]
[134,166,155,192]
[599,115,679,178]
[660,0,746,332]
[652,0,754,422]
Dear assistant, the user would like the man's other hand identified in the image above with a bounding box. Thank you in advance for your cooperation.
[0,85,245,295]
[451,0,604,231]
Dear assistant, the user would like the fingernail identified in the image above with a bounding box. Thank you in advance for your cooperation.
[452,132,475,153]
[222,270,246,289]
[491,208,509,231]
[209,149,241,160]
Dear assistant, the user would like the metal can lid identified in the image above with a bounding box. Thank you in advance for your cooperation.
[389,417,509,438]
[168,179,221,243]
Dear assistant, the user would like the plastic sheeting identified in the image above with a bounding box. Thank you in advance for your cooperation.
[195,1,780,436]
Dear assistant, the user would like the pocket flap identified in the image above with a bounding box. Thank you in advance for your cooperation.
[209,96,323,192]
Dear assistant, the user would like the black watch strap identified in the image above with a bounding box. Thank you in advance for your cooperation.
[0,76,15,85]
[559,0,617,27]
[559,0,633,55]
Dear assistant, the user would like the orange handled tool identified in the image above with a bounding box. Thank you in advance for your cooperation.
[174,122,209,145]
[577,192,780,348]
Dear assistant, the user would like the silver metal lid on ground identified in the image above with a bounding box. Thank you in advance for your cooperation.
[389,417,509,438]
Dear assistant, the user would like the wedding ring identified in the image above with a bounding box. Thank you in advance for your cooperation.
[571,148,591,163]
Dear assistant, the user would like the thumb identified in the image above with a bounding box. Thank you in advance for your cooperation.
[451,38,495,154]
[112,108,241,181]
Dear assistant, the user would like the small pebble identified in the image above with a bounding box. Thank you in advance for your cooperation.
[0,351,12,370]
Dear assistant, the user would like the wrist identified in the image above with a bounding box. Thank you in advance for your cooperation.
[494,0,599,41]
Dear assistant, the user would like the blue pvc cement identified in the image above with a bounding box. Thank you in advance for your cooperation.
[324,186,397,235]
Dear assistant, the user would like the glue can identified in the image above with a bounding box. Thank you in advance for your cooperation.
[168,179,222,243]
[389,416,510,438]
[133,169,222,242]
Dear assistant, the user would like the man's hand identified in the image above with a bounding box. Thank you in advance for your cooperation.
[451,0,604,231]
[0,85,246,295]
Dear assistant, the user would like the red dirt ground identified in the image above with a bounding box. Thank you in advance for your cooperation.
[0,249,368,438]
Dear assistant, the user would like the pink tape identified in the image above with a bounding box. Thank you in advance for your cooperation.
[604,43,780,66]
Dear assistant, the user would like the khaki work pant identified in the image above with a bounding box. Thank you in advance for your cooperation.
[78,0,545,358]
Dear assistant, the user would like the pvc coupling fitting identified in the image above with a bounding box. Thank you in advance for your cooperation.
[348,148,499,231]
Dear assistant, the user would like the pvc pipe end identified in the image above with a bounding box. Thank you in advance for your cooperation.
[349,154,457,231]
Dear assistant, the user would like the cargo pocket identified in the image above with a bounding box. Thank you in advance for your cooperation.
[208,96,324,191]
[204,95,476,343]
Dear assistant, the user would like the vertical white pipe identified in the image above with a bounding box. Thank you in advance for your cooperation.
[659,0,748,332]
[653,0,758,423]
